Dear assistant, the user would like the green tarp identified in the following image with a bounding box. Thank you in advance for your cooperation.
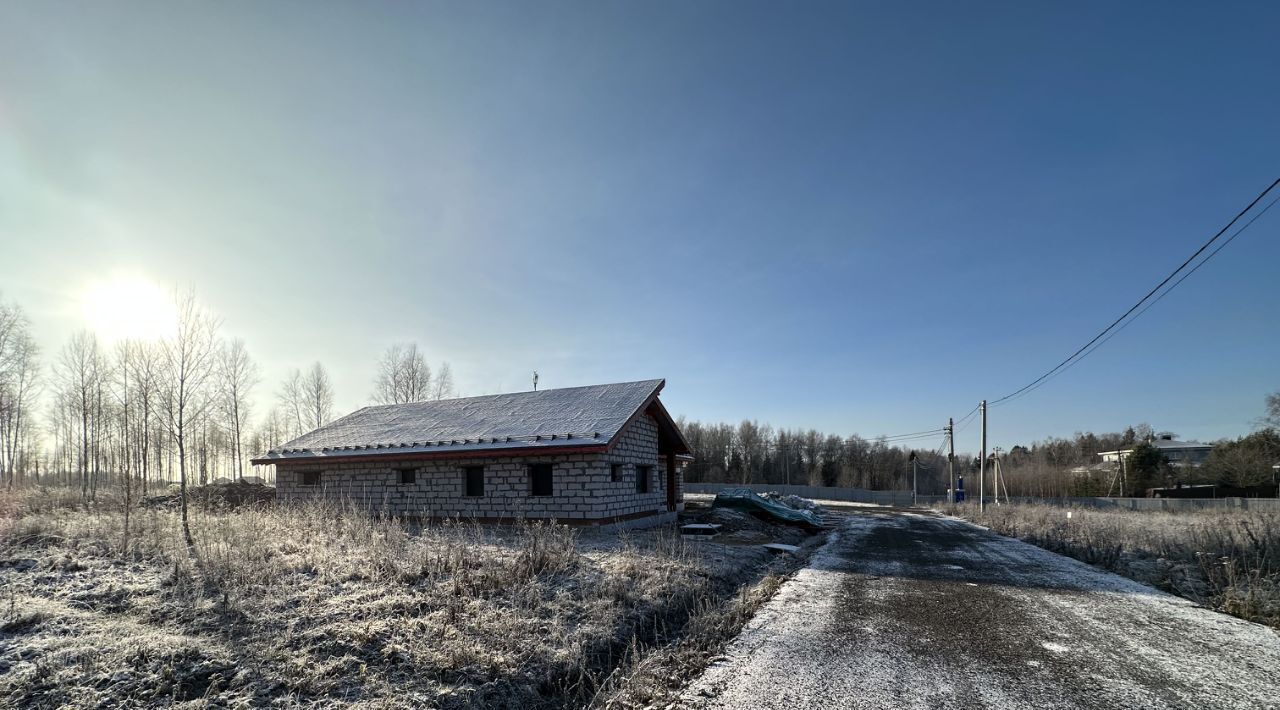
[712,488,826,528]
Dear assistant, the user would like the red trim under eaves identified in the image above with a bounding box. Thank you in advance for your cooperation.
[250,443,608,467]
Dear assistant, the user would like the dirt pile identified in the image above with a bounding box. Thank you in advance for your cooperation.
[144,480,275,510]
[694,506,811,546]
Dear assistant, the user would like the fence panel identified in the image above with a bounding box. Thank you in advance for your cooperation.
[683,483,1280,512]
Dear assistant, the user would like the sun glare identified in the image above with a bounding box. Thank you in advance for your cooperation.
[80,276,177,342]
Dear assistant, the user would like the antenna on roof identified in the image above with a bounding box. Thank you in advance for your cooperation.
[533,370,539,391]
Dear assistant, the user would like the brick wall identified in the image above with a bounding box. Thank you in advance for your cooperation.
[274,414,684,523]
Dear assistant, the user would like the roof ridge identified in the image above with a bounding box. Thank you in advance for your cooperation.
[358,378,664,410]
[274,429,608,455]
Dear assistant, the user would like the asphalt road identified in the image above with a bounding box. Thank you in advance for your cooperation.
[681,508,1280,710]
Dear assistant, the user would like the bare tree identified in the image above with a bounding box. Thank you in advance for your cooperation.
[125,342,163,496]
[254,406,290,457]
[372,343,432,404]
[1263,391,1280,430]
[217,339,259,481]
[111,340,139,549]
[54,331,105,499]
[431,362,455,401]
[302,362,334,429]
[159,291,221,549]
[0,298,39,487]
[278,369,306,439]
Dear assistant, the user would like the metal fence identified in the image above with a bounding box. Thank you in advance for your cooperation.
[685,482,918,507]
[685,482,1280,512]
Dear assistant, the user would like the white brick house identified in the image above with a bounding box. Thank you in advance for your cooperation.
[251,379,691,528]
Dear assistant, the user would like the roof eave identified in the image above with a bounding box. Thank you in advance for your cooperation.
[251,442,609,467]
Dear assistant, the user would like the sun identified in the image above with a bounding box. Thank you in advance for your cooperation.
[80,276,177,342]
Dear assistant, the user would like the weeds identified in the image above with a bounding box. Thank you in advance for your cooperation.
[0,485,786,708]
[948,503,1279,628]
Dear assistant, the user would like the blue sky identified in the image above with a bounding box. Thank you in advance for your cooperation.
[1,1,1277,453]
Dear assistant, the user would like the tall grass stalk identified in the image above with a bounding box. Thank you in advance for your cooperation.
[948,503,1279,627]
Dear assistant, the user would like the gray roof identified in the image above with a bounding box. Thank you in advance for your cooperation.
[254,379,666,463]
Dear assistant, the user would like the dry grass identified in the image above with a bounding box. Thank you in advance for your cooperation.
[0,486,798,708]
[947,503,1279,628]
[588,571,787,709]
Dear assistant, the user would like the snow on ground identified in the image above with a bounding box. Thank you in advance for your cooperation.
[680,508,1280,709]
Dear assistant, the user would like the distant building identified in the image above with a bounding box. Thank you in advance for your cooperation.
[1097,434,1212,468]
[252,379,690,528]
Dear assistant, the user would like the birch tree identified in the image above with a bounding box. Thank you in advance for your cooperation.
[302,362,333,429]
[278,370,306,439]
[125,341,163,496]
[372,343,431,404]
[431,362,455,401]
[0,299,39,487]
[112,340,138,548]
[54,331,104,499]
[159,291,221,549]
[217,339,258,480]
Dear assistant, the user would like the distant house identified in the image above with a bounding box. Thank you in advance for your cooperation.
[1097,434,1212,468]
[251,379,691,528]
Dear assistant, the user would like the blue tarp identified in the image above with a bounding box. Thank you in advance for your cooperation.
[713,488,826,528]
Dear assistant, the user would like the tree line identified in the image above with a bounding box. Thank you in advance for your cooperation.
[0,290,460,501]
[678,418,969,494]
[680,406,1280,499]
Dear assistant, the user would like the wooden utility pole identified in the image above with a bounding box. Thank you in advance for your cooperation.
[947,417,955,505]
[979,400,987,513]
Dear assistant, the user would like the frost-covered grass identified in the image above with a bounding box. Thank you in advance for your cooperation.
[0,486,791,709]
[946,503,1279,628]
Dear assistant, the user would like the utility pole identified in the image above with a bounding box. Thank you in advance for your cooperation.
[979,400,987,513]
[911,451,918,506]
[947,417,955,505]
[992,446,1003,505]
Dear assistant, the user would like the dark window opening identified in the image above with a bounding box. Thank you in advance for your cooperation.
[465,466,485,497]
[611,464,623,483]
[398,469,416,485]
[301,470,321,487]
[529,463,553,497]
[636,465,652,494]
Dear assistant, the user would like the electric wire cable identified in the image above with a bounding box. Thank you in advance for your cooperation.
[991,185,1280,409]
[988,177,1280,408]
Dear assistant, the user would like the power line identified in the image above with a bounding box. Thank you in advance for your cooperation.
[953,404,981,434]
[989,177,1280,408]
[878,428,947,441]
[992,190,1280,408]
[932,433,950,459]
